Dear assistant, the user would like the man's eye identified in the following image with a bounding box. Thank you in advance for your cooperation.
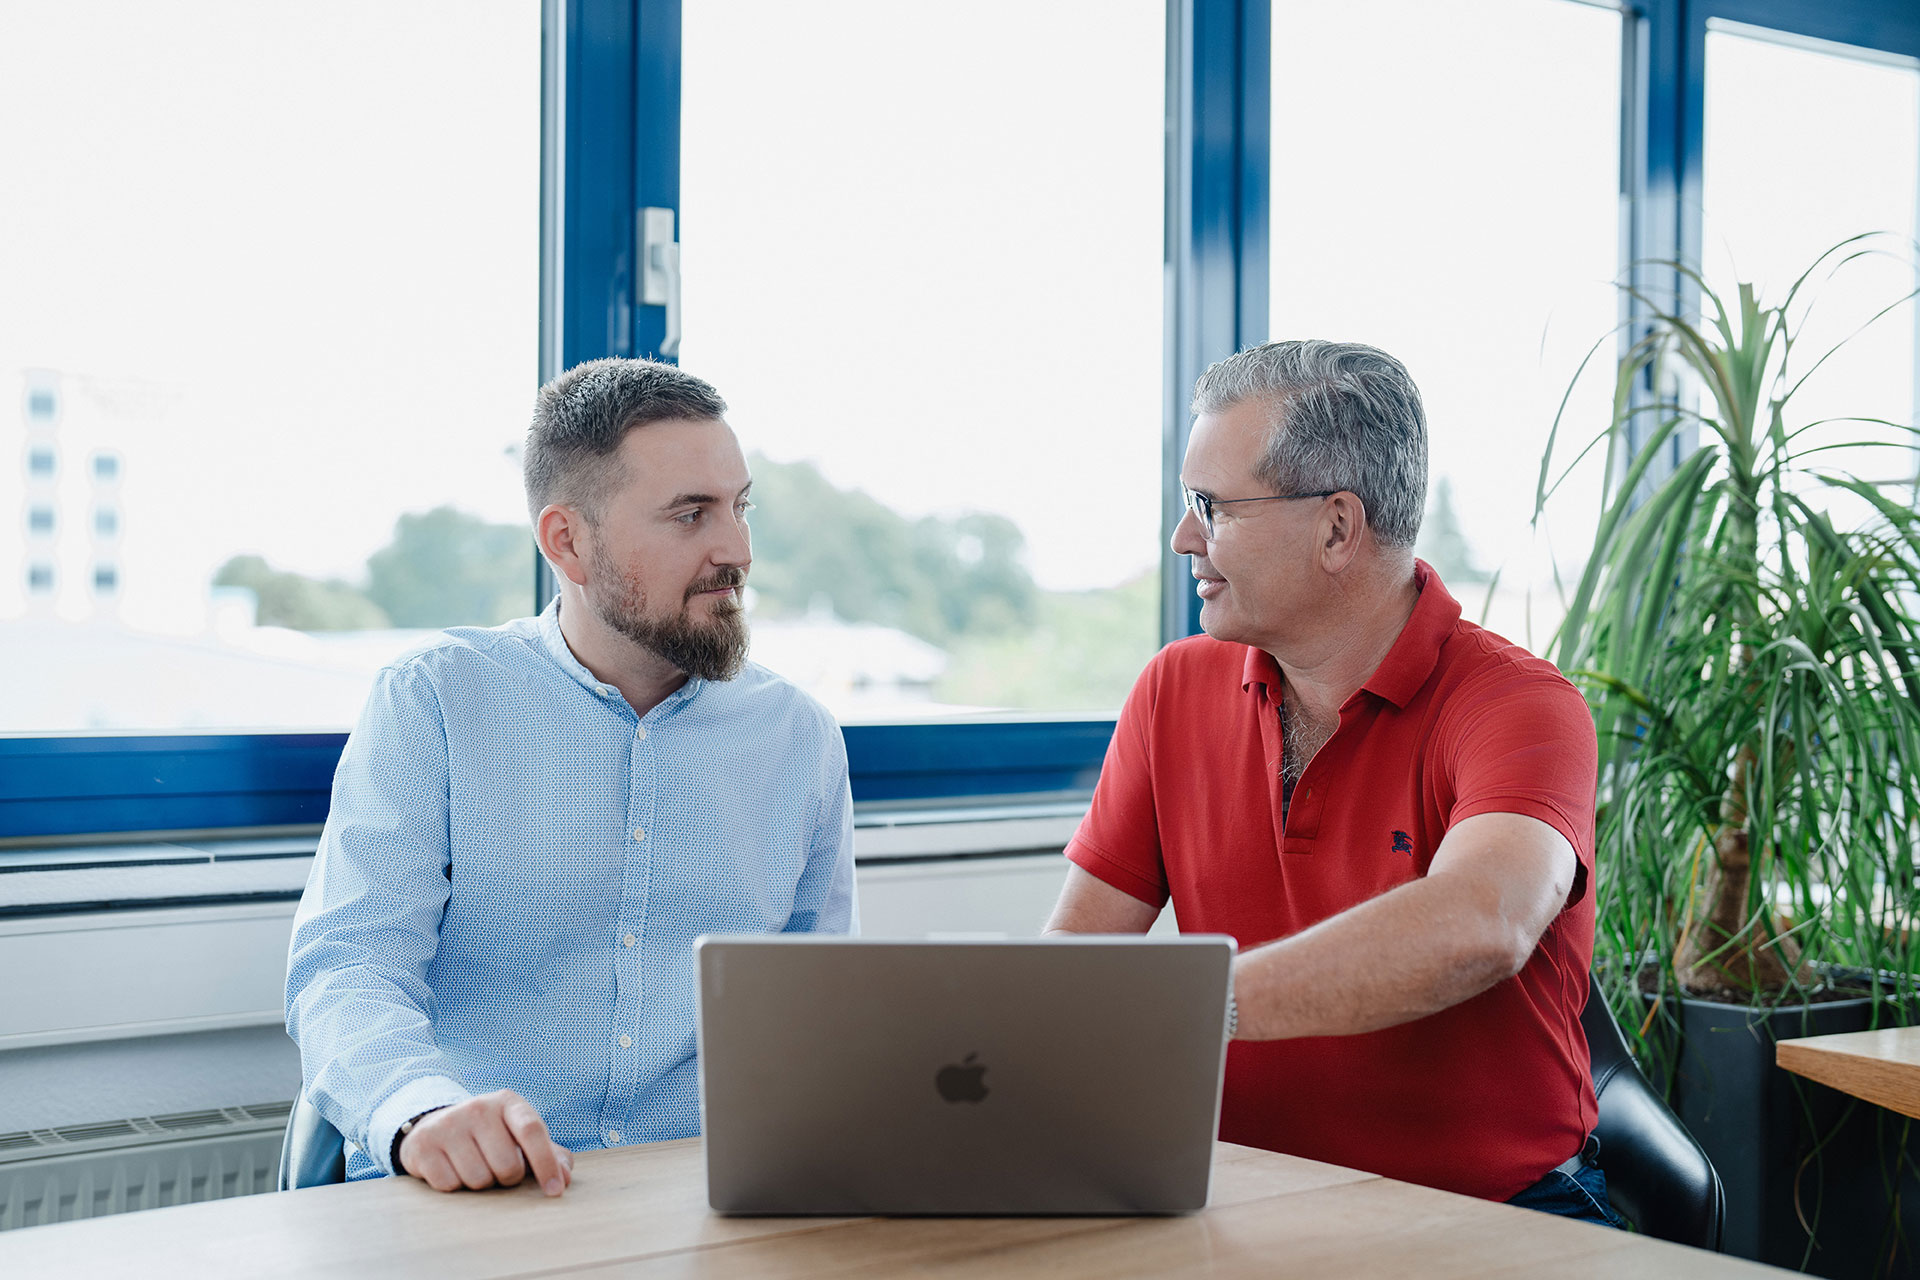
[674,509,702,525]
[735,499,754,518]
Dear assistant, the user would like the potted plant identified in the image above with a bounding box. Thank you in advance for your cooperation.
[1536,234,1920,1276]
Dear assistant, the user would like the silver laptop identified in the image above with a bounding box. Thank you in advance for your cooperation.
[695,935,1233,1215]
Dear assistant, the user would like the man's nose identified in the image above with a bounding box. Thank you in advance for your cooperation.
[1170,505,1206,558]
[716,511,752,567]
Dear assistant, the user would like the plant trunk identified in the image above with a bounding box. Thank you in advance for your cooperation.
[1677,485,1806,1000]
[1676,729,1806,999]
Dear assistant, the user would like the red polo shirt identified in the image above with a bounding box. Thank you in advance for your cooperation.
[1066,562,1598,1201]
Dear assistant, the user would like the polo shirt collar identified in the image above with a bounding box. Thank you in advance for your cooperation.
[1240,642,1282,694]
[1236,559,1459,710]
[1359,559,1459,709]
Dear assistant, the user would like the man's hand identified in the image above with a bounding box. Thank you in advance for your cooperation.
[397,1089,574,1196]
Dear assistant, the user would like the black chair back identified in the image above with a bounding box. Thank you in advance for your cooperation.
[278,1085,348,1190]
[1581,978,1725,1249]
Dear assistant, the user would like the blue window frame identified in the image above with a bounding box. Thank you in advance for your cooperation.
[9,0,1919,845]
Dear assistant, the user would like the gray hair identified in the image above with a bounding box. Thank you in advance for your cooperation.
[524,357,729,524]
[1190,340,1427,549]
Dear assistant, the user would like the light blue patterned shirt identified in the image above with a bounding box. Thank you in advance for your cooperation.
[285,598,856,1180]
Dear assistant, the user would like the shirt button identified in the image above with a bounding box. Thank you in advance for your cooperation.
[606,1130,622,1145]
[622,933,636,948]
[635,724,647,741]
[600,686,617,697]
[631,827,645,841]
[619,1034,633,1048]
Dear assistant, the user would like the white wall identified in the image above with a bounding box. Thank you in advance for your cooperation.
[0,844,1175,1133]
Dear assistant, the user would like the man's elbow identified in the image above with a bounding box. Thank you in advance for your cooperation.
[1451,927,1532,992]
[1493,927,1542,982]
[1482,897,1568,984]
[1457,891,1563,988]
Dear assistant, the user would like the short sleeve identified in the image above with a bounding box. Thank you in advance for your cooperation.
[1064,658,1170,908]
[1443,663,1599,906]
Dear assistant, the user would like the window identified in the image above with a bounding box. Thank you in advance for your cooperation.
[1702,22,1919,516]
[13,0,1920,843]
[0,1,540,733]
[94,508,118,538]
[679,0,1166,719]
[26,507,53,535]
[1267,0,1621,652]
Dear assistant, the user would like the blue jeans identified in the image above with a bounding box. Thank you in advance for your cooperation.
[1505,1136,1626,1229]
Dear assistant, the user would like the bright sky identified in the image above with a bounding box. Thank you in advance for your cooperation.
[1703,23,1920,506]
[0,0,539,632]
[679,0,1166,594]
[1269,0,1624,600]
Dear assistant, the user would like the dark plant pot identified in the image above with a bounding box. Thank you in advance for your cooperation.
[1644,988,1920,1277]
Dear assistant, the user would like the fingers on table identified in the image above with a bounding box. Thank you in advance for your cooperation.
[473,1116,531,1187]
[402,1090,573,1195]
[503,1095,571,1195]
[410,1144,465,1194]
[446,1133,503,1190]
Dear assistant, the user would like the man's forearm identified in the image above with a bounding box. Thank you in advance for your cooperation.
[1233,873,1533,1040]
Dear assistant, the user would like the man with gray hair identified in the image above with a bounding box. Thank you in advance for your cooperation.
[1046,340,1614,1225]
[287,357,855,1196]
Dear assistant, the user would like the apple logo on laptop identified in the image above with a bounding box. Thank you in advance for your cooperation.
[936,1052,989,1103]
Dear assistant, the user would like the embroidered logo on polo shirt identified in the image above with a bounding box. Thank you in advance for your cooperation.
[1391,830,1414,855]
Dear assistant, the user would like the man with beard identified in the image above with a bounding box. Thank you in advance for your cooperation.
[285,358,855,1195]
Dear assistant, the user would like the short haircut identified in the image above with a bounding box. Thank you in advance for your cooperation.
[523,358,729,524]
[1190,339,1428,549]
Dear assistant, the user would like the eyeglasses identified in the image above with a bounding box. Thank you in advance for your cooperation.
[1181,483,1338,540]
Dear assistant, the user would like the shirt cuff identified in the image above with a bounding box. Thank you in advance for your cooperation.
[369,1075,474,1177]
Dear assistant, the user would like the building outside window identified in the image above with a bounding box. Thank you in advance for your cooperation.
[0,0,539,732]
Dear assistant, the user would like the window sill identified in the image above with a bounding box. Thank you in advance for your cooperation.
[0,803,1085,917]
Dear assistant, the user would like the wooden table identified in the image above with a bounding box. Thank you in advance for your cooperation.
[0,1138,1786,1278]
[1777,1025,1920,1119]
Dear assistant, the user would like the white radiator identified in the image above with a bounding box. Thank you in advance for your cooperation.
[0,1101,290,1231]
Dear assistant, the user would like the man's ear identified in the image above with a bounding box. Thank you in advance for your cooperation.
[1318,492,1368,573]
[536,504,592,587]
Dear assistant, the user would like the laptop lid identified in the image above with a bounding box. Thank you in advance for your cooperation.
[696,935,1232,1215]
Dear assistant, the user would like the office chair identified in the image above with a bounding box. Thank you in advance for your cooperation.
[277,1084,347,1190]
[1581,977,1726,1250]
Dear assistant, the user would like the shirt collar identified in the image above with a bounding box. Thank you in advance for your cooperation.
[536,595,706,712]
[1359,559,1459,709]
[1240,643,1282,695]
[1237,559,1459,710]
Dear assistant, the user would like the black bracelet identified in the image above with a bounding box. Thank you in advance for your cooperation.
[392,1105,451,1173]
